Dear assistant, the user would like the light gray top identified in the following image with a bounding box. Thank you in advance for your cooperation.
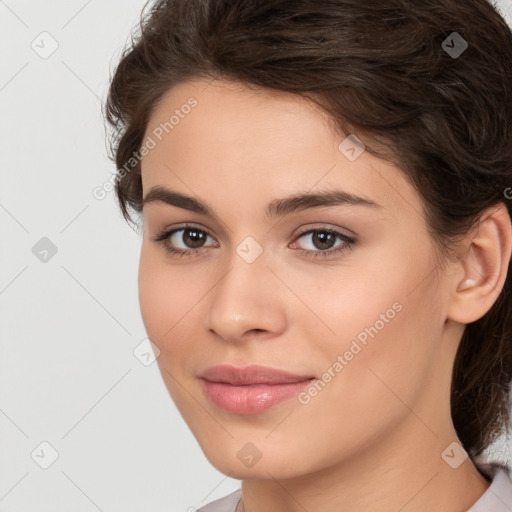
[196,462,512,512]
[197,488,241,512]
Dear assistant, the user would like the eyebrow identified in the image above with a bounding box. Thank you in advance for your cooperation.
[142,185,382,220]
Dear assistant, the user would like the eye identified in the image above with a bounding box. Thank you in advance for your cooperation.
[151,224,217,258]
[291,228,356,259]
[151,224,357,260]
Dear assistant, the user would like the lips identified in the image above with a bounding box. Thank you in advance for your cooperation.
[198,364,316,414]
[198,364,314,385]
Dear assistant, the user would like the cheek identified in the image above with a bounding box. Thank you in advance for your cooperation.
[138,246,168,341]
[282,239,433,357]
[137,244,205,410]
[308,244,443,426]
[137,243,200,353]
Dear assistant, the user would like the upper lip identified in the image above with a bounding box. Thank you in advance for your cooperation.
[199,365,315,385]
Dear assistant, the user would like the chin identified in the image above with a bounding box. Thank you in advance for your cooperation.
[199,441,312,480]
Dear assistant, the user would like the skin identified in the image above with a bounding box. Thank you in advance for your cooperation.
[138,78,512,512]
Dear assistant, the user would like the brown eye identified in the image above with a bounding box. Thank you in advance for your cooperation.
[152,225,217,256]
[179,228,208,248]
[292,228,357,260]
[310,231,337,250]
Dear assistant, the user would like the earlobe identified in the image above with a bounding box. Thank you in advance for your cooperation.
[447,203,512,324]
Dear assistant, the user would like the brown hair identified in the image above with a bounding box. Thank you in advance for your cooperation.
[104,0,512,460]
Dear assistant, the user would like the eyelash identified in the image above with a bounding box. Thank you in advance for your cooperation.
[151,224,357,260]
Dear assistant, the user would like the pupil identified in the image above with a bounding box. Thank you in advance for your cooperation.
[184,229,205,248]
[313,231,334,250]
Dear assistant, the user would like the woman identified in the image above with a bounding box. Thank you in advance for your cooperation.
[104,0,512,510]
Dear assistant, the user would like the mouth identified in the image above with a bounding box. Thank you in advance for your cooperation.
[198,364,316,414]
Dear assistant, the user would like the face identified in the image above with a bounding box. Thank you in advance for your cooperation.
[138,78,454,479]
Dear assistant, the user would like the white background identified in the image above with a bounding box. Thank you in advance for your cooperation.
[1,1,512,510]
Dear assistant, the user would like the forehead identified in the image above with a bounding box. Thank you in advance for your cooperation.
[141,78,422,222]
[145,78,337,159]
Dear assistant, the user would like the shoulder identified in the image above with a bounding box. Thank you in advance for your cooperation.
[468,458,512,511]
[196,488,242,512]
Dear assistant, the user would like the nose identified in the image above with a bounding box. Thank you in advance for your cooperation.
[204,248,287,343]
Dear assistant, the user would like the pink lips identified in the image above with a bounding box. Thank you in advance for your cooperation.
[199,365,315,414]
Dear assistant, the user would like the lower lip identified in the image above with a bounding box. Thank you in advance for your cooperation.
[200,378,315,414]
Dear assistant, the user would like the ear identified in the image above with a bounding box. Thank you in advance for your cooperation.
[447,202,512,324]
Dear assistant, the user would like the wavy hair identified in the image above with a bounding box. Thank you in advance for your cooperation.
[104,0,512,461]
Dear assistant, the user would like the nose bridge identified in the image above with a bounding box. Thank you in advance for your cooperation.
[220,232,269,295]
[205,238,285,340]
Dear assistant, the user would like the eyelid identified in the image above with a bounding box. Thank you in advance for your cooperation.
[152,222,218,247]
[152,222,357,259]
[292,223,355,240]
[152,222,353,244]
[290,226,356,254]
